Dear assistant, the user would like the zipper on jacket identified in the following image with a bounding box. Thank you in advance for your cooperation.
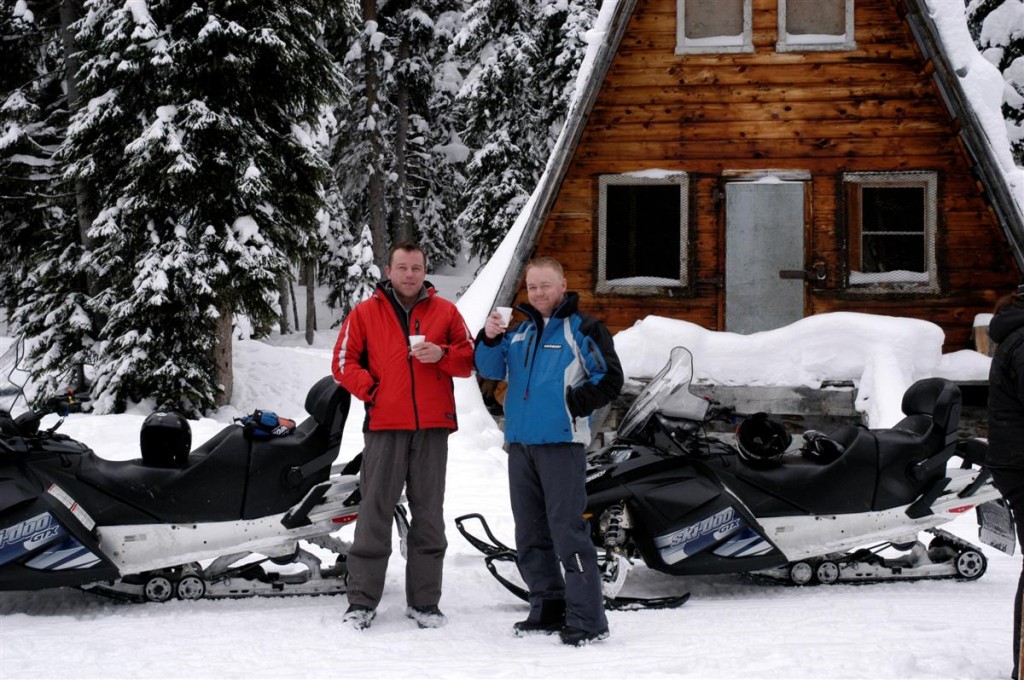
[408,308,421,429]
[521,315,547,401]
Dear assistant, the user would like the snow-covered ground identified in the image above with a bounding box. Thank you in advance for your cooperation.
[0,306,1018,680]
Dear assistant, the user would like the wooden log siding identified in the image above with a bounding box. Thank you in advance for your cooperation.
[513,0,1019,351]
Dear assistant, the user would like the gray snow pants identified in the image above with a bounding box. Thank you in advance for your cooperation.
[508,442,608,633]
[346,428,449,609]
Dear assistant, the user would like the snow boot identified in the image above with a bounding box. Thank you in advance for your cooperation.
[343,604,376,630]
[559,625,609,647]
[406,605,447,629]
[513,599,566,637]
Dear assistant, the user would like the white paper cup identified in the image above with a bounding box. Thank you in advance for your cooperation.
[409,334,426,347]
[495,307,513,328]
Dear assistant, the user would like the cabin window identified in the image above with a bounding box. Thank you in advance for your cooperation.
[777,0,856,52]
[842,172,938,293]
[597,173,690,295]
[676,0,753,54]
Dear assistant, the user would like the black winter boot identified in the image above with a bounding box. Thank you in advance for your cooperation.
[512,599,566,637]
[559,625,610,647]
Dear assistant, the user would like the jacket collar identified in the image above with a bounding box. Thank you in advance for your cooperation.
[515,291,579,330]
[990,303,1024,343]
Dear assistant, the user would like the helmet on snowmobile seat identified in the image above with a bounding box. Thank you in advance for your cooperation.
[736,412,792,464]
[140,411,192,468]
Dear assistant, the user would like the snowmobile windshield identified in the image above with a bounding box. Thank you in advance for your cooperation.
[0,337,29,414]
[618,346,708,440]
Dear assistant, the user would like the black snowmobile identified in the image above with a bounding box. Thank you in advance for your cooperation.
[0,340,407,602]
[458,346,1013,608]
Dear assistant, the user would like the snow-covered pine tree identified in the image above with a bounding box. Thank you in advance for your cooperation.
[61,0,344,415]
[391,1,465,269]
[453,0,597,261]
[326,0,464,298]
[966,0,1024,164]
[1,1,98,398]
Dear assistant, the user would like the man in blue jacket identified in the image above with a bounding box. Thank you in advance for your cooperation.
[475,256,623,646]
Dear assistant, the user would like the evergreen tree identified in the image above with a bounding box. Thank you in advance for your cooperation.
[453,0,597,261]
[61,0,344,415]
[326,0,464,302]
[966,0,1024,164]
[1,1,96,399]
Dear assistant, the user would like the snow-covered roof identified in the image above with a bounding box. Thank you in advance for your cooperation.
[479,0,1024,316]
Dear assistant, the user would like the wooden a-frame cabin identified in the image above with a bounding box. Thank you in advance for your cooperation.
[494,0,1024,350]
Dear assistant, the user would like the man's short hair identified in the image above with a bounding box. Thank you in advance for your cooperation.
[525,256,564,278]
[389,241,427,268]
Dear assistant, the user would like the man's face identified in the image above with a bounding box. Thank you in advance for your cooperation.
[386,249,427,301]
[525,264,566,317]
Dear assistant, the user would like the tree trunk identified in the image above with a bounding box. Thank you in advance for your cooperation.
[60,0,94,279]
[213,305,233,407]
[393,30,412,243]
[305,258,316,346]
[362,0,389,270]
[60,0,94,390]
[278,272,291,334]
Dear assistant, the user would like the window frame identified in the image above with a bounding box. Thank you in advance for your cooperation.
[776,0,856,52]
[842,171,939,294]
[675,0,753,55]
[596,172,691,296]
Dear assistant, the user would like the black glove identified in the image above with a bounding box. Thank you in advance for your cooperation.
[566,386,585,419]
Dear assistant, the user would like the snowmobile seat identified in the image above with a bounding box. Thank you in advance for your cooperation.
[240,377,351,520]
[77,425,250,524]
[731,423,878,515]
[76,378,352,524]
[872,378,961,510]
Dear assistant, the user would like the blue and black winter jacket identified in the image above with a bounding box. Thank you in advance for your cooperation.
[474,293,624,445]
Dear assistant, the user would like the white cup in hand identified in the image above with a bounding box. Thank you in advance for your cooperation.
[495,307,513,329]
[409,334,426,348]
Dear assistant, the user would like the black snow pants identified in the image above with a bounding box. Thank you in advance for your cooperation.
[990,466,1024,680]
[508,442,608,633]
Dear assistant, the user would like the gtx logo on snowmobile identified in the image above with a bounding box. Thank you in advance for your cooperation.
[0,513,58,549]
[654,507,745,564]
[666,508,740,546]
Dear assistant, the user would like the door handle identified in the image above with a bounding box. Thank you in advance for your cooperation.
[778,262,827,281]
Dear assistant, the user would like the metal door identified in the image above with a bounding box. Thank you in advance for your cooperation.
[725,181,806,333]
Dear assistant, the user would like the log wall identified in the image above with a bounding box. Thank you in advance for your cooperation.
[516,0,1019,350]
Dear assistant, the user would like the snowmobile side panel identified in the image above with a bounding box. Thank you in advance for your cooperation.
[620,472,787,575]
[0,478,37,514]
[243,423,336,520]
[874,429,943,510]
[95,474,361,574]
[0,495,119,590]
[759,467,1002,560]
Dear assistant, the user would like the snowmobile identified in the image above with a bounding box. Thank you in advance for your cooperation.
[457,346,1014,608]
[0,341,407,602]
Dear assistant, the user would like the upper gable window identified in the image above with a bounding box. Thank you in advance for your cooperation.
[843,172,938,294]
[597,173,690,296]
[676,0,753,55]
[777,0,856,52]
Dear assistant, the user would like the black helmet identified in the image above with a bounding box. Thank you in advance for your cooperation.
[736,413,791,463]
[140,411,191,468]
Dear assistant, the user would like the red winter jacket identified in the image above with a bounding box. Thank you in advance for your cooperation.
[332,281,474,431]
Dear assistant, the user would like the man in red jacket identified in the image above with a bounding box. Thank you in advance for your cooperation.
[332,242,474,630]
